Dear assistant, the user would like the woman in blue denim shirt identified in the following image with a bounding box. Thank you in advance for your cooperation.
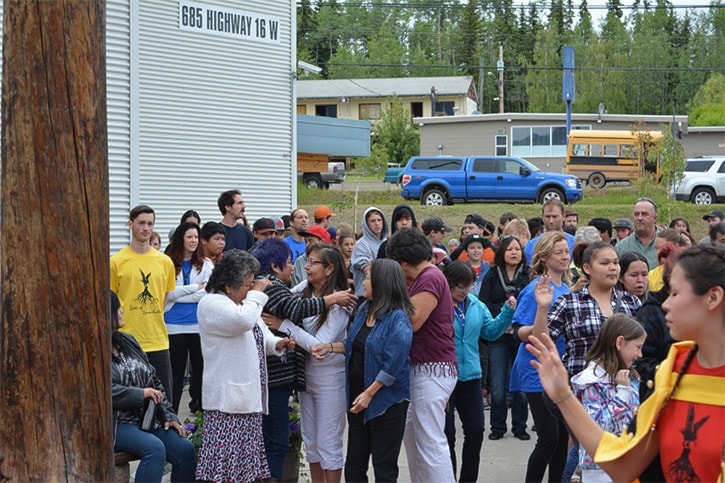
[312,258,413,482]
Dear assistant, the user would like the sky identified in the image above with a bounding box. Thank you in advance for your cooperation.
[555,0,715,25]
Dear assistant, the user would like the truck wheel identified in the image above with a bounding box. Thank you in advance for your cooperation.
[422,189,447,206]
[539,187,564,204]
[691,187,714,205]
[304,174,323,189]
[587,173,606,190]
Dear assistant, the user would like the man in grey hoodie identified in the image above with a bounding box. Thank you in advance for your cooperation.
[351,206,389,295]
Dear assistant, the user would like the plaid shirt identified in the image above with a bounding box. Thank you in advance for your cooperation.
[548,287,642,376]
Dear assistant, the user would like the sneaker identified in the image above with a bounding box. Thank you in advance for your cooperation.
[514,431,531,441]
[488,432,504,441]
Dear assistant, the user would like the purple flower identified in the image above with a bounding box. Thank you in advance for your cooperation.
[184,423,197,433]
[289,423,299,433]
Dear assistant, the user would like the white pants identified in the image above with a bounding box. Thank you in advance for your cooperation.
[299,370,346,470]
[404,367,457,483]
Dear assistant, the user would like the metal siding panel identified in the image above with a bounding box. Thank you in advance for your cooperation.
[134,0,294,240]
[108,0,133,253]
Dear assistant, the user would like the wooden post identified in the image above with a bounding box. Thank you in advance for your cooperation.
[1,0,111,480]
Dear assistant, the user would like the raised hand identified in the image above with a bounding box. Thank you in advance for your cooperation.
[534,274,555,308]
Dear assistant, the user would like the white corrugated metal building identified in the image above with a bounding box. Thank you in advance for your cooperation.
[2,0,296,253]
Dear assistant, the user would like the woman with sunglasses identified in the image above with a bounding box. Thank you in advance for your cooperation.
[443,261,516,482]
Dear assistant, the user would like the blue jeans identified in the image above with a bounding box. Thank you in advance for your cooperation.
[114,422,196,483]
[262,387,292,479]
[444,378,485,483]
[488,338,528,435]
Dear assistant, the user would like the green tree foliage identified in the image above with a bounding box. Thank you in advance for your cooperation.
[363,97,420,174]
[299,1,722,116]
[688,73,725,126]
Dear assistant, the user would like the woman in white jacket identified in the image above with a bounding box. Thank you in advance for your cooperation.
[266,246,352,483]
[196,249,295,483]
[163,222,214,413]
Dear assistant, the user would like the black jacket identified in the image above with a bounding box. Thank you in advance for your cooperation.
[111,331,179,437]
[633,289,675,401]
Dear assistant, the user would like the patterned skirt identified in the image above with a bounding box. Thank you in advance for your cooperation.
[195,410,270,482]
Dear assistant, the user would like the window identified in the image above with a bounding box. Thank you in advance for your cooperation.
[472,158,495,173]
[532,127,550,156]
[513,125,590,157]
[503,159,522,174]
[411,102,423,118]
[512,127,531,156]
[359,103,381,120]
[684,160,715,172]
[495,135,507,156]
[315,104,337,117]
[603,144,619,156]
[434,101,455,116]
[412,158,463,170]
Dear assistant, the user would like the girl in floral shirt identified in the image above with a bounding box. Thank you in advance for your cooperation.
[571,314,645,483]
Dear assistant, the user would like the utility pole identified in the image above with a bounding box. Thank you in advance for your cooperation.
[1,1,112,480]
[498,43,505,114]
[478,55,485,112]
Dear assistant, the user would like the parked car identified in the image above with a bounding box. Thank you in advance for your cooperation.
[400,155,583,206]
[298,161,346,189]
[383,164,405,184]
[671,155,725,205]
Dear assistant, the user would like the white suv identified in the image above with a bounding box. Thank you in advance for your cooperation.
[672,156,725,205]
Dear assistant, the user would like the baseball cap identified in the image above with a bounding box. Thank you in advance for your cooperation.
[253,217,276,234]
[613,218,633,230]
[422,216,453,234]
[464,213,486,228]
[299,225,331,244]
[314,205,336,219]
[271,216,286,232]
[565,208,578,217]
[702,210,725,221]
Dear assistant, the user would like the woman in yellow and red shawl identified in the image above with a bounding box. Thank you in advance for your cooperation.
[526,245,724,483]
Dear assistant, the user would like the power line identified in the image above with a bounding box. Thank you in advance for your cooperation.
[303,2,721,10]
[324,62,725,73]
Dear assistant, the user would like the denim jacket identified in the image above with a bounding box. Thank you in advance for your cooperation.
[345,304,413,423]
[453,293,514,382]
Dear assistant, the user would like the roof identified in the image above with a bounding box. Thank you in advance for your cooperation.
[297,76,474,100]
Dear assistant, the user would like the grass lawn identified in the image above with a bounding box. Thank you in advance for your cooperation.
[297,184,724,241]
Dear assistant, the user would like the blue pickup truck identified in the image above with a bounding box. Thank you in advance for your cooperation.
[400,156,583,205]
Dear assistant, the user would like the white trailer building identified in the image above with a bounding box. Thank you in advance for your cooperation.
[1,0,296,253]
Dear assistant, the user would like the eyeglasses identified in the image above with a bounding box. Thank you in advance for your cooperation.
[305,259,328,267]
[455,284,473,292]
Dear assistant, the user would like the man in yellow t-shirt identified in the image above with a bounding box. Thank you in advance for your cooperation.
[110,204,176,396]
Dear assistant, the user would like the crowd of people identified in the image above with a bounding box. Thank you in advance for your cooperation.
[109,189,724,483]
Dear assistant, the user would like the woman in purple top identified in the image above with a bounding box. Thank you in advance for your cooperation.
[386,228,458,483]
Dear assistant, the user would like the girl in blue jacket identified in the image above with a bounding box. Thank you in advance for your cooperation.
[443,261,516,483]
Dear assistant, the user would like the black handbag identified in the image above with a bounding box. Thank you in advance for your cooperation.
[140,398,157,432]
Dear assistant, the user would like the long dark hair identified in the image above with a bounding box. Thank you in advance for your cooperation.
[493,235,525,270]
[165,222,204,275]
[110,291,121,331]
[368,259,414,320]
[303,246,350,331]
